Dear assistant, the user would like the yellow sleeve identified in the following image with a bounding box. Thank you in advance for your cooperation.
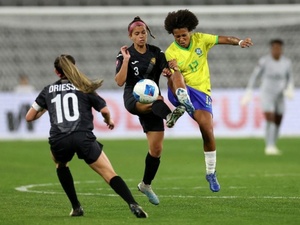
[165,45,175,61]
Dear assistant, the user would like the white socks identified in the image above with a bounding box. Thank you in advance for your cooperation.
[265,121,278,148]
[204,151,216,174]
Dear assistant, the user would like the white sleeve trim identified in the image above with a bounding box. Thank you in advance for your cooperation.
[32,102,43,112]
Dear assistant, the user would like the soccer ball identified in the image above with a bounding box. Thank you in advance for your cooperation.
[133,79,159,104]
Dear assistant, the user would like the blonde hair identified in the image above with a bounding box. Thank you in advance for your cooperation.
[54,55,103,93]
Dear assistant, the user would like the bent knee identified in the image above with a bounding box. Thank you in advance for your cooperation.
[149,146,163,157]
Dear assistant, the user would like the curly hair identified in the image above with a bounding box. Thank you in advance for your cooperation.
[164,9,199,34]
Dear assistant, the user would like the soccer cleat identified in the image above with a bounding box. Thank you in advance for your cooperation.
[69,206,84,217]
[137,182,159,205]
[265,146,282,155]
[129,204,148,218]
[176,88,195,115]
[206,172,220,192]
[166,105,186,128]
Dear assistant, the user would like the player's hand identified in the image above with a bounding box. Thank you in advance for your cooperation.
[104,118,115,130]
[239,38,253,48]
[120,46,130,61]
[168,59,179,71]
[241,90,252,106]
[162,68,172,77]
[284,84,294,99]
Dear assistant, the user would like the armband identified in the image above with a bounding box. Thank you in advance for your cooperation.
[238,40,244,46]
[32,102,43,112]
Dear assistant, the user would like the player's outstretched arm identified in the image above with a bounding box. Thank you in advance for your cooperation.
[218,36,253,48]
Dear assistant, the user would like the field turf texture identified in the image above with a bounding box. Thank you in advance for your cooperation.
[0,138,299,225]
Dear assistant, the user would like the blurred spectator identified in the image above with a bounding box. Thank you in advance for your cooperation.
[14,74,35,93]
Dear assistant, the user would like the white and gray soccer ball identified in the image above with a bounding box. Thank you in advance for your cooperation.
[133,79,159,104]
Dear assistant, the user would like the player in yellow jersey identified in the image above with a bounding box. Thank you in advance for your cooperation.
[164,9,253,192]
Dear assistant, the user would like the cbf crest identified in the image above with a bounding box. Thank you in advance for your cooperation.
[195,48,202,56]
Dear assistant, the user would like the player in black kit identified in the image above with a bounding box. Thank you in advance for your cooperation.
[115,17,185,205]
[25,54,148,218]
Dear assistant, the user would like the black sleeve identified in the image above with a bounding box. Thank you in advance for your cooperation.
[157,48,169,71]
[89,93,107,112]
[115,51,123,74]
[35,86,48,110]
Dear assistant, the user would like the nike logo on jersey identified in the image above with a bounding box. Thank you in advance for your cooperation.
[131,61,139,64]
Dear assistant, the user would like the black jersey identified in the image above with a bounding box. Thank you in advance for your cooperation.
[35,79,106,141]
[115,44,168,90]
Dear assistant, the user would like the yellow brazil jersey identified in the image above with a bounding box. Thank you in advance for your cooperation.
[165,32,218,96]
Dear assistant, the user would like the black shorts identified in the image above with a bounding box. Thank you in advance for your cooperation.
[124,88,164,133]
[49,131,102,164]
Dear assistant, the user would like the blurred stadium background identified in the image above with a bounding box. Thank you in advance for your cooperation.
[0,0,299,139]
[1,4,299,225]
[0,0,300,91]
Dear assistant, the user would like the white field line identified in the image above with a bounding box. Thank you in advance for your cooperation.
[15,179,300,200]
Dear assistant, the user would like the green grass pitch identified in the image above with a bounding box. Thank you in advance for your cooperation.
[0,138,300,225]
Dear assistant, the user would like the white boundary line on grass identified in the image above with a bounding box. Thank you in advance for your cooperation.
[15,180,300,200]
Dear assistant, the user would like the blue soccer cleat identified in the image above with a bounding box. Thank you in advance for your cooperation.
[206,172,220,192]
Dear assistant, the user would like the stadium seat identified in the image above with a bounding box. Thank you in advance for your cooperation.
[204,0,229,5]
[143,0,172,5]
[0,0,298,6]
[82,0,105,5]
[115,0,140,6]
[108,0,131,6]
[270,0,292,3]
[226,0,249,4]
[39,0,64,6]
[0,0,21,6]
[248,0,270,4]
[62,0,82,6]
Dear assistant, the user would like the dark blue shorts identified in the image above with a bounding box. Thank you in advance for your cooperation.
[168,85,213,116]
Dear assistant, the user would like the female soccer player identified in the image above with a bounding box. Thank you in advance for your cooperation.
[241,39,294,155]
[25,54,147,218]
[164,9,253,192]
[115,16,185,205]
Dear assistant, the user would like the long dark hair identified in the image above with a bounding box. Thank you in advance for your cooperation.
[128,16,155,39]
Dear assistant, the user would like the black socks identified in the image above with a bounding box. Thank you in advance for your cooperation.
[143,152,161,185]
[109,176,137,205]
[56,167,80,209]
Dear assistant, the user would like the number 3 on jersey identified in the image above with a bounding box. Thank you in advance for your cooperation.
[51,93,79,123]
[134,66,139,76]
